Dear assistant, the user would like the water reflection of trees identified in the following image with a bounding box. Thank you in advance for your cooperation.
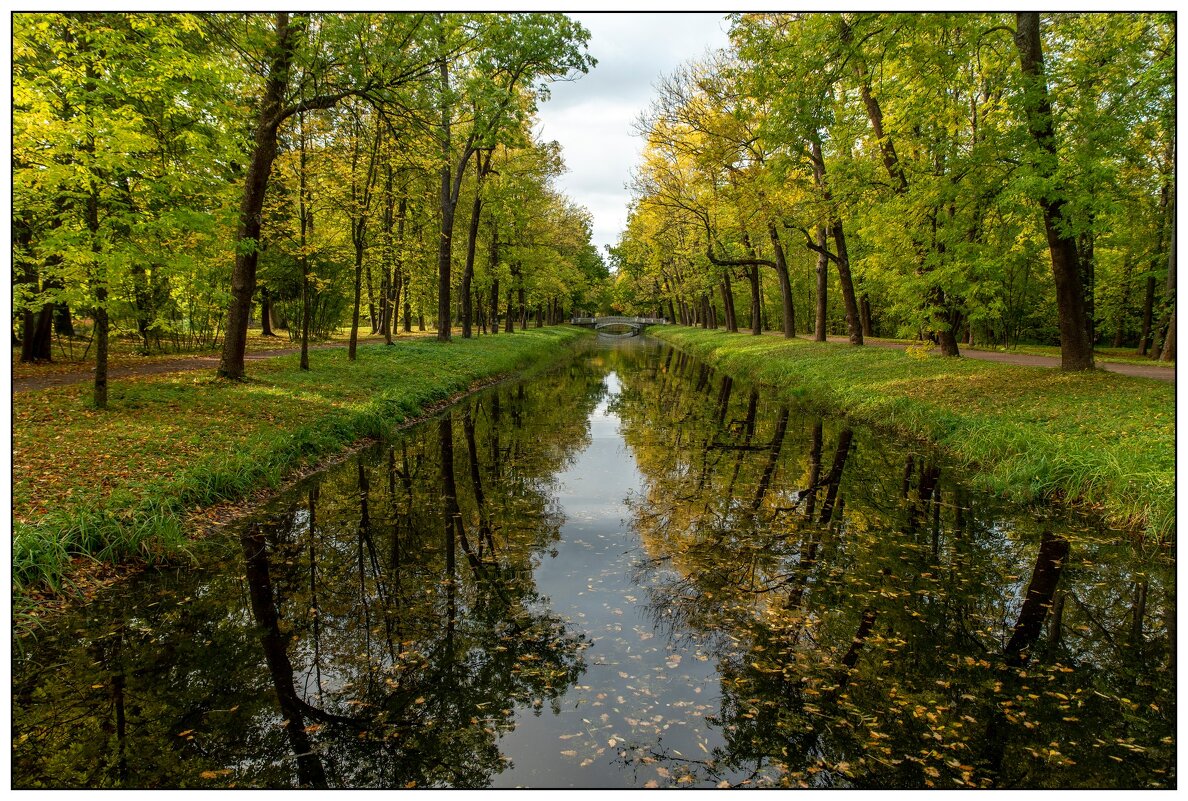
[13,362,609,789]
[615,346,1173,790]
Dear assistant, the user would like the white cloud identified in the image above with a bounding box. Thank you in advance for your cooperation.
[535,12,731,259]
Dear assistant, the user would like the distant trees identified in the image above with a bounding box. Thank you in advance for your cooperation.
[617,12,1174,370]
[13,12,604,393]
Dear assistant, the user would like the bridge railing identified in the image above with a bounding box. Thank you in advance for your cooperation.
[569,316,668,326]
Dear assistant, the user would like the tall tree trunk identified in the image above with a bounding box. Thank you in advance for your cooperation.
[746,265,762,335]
[767,222,796,338]
[489,280,500,335]
[82,53,107,406]
[435,44,457,342]
[935,291,961,357]
[1080,219,1097,348]
[90,247,108,407]
[1111,250,1133,348]
[299,110,312,371]
[461,152,490,339]
[19,277,54,364]
[53,302,73,337]
[46,258,74,337]
[1014,12,1094,370]
[378,266,389,337]
[1159,224,1176,361]
[349,125,380,361]
[1152,200,1176,359]
[381,175,399,345]
[720,276,737,332]
[260,287,275,336]
[1138,181,1171,354]
[15,215,38,361]
[810,135,862,344]
[434,35,477,343]
[1138,275,1156,355]
[518,279,527,331]
[220,12,300,379]
[349,226,365,360]
[365,259,378,335]
[130,261,152,351]
[390,271,402,341]
[829,223,862,345]
[814,225,829,341]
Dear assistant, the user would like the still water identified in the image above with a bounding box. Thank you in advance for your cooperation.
[12,337,1173,789]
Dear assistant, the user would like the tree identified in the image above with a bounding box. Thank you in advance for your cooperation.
[216,12,433,379]
[14,13,241,404]
[427,13,592,341]
[1012,12,1095,370]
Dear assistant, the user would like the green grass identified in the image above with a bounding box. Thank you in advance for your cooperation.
[652,327,1174,542]
[13,327,591,601]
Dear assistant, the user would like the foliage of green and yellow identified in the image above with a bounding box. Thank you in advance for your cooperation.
[611,13,1174,362]
[12,327,589,601]
[14,13,608,382]
[652,327,1174,541]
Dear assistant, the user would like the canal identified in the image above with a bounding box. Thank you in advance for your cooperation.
[12,336,1173,789]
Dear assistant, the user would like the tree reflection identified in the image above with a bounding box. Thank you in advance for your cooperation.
[614,345,1174,790]
[14,359,607,789]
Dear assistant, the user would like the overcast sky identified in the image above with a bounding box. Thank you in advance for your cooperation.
[533,13,732,263]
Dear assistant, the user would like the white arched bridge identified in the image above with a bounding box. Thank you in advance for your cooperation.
[570,316,668,335]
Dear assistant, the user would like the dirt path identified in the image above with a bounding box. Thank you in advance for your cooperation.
[11,340,385,393]
[825,336,1174,382]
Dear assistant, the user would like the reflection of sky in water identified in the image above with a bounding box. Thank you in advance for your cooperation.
[494,369,729,788]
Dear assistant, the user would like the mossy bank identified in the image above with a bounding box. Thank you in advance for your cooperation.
[13,327,592,603]
[651,327,1174,542]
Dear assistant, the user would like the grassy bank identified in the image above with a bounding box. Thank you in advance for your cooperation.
[13,327,590,601]
[652,327,1174,541]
